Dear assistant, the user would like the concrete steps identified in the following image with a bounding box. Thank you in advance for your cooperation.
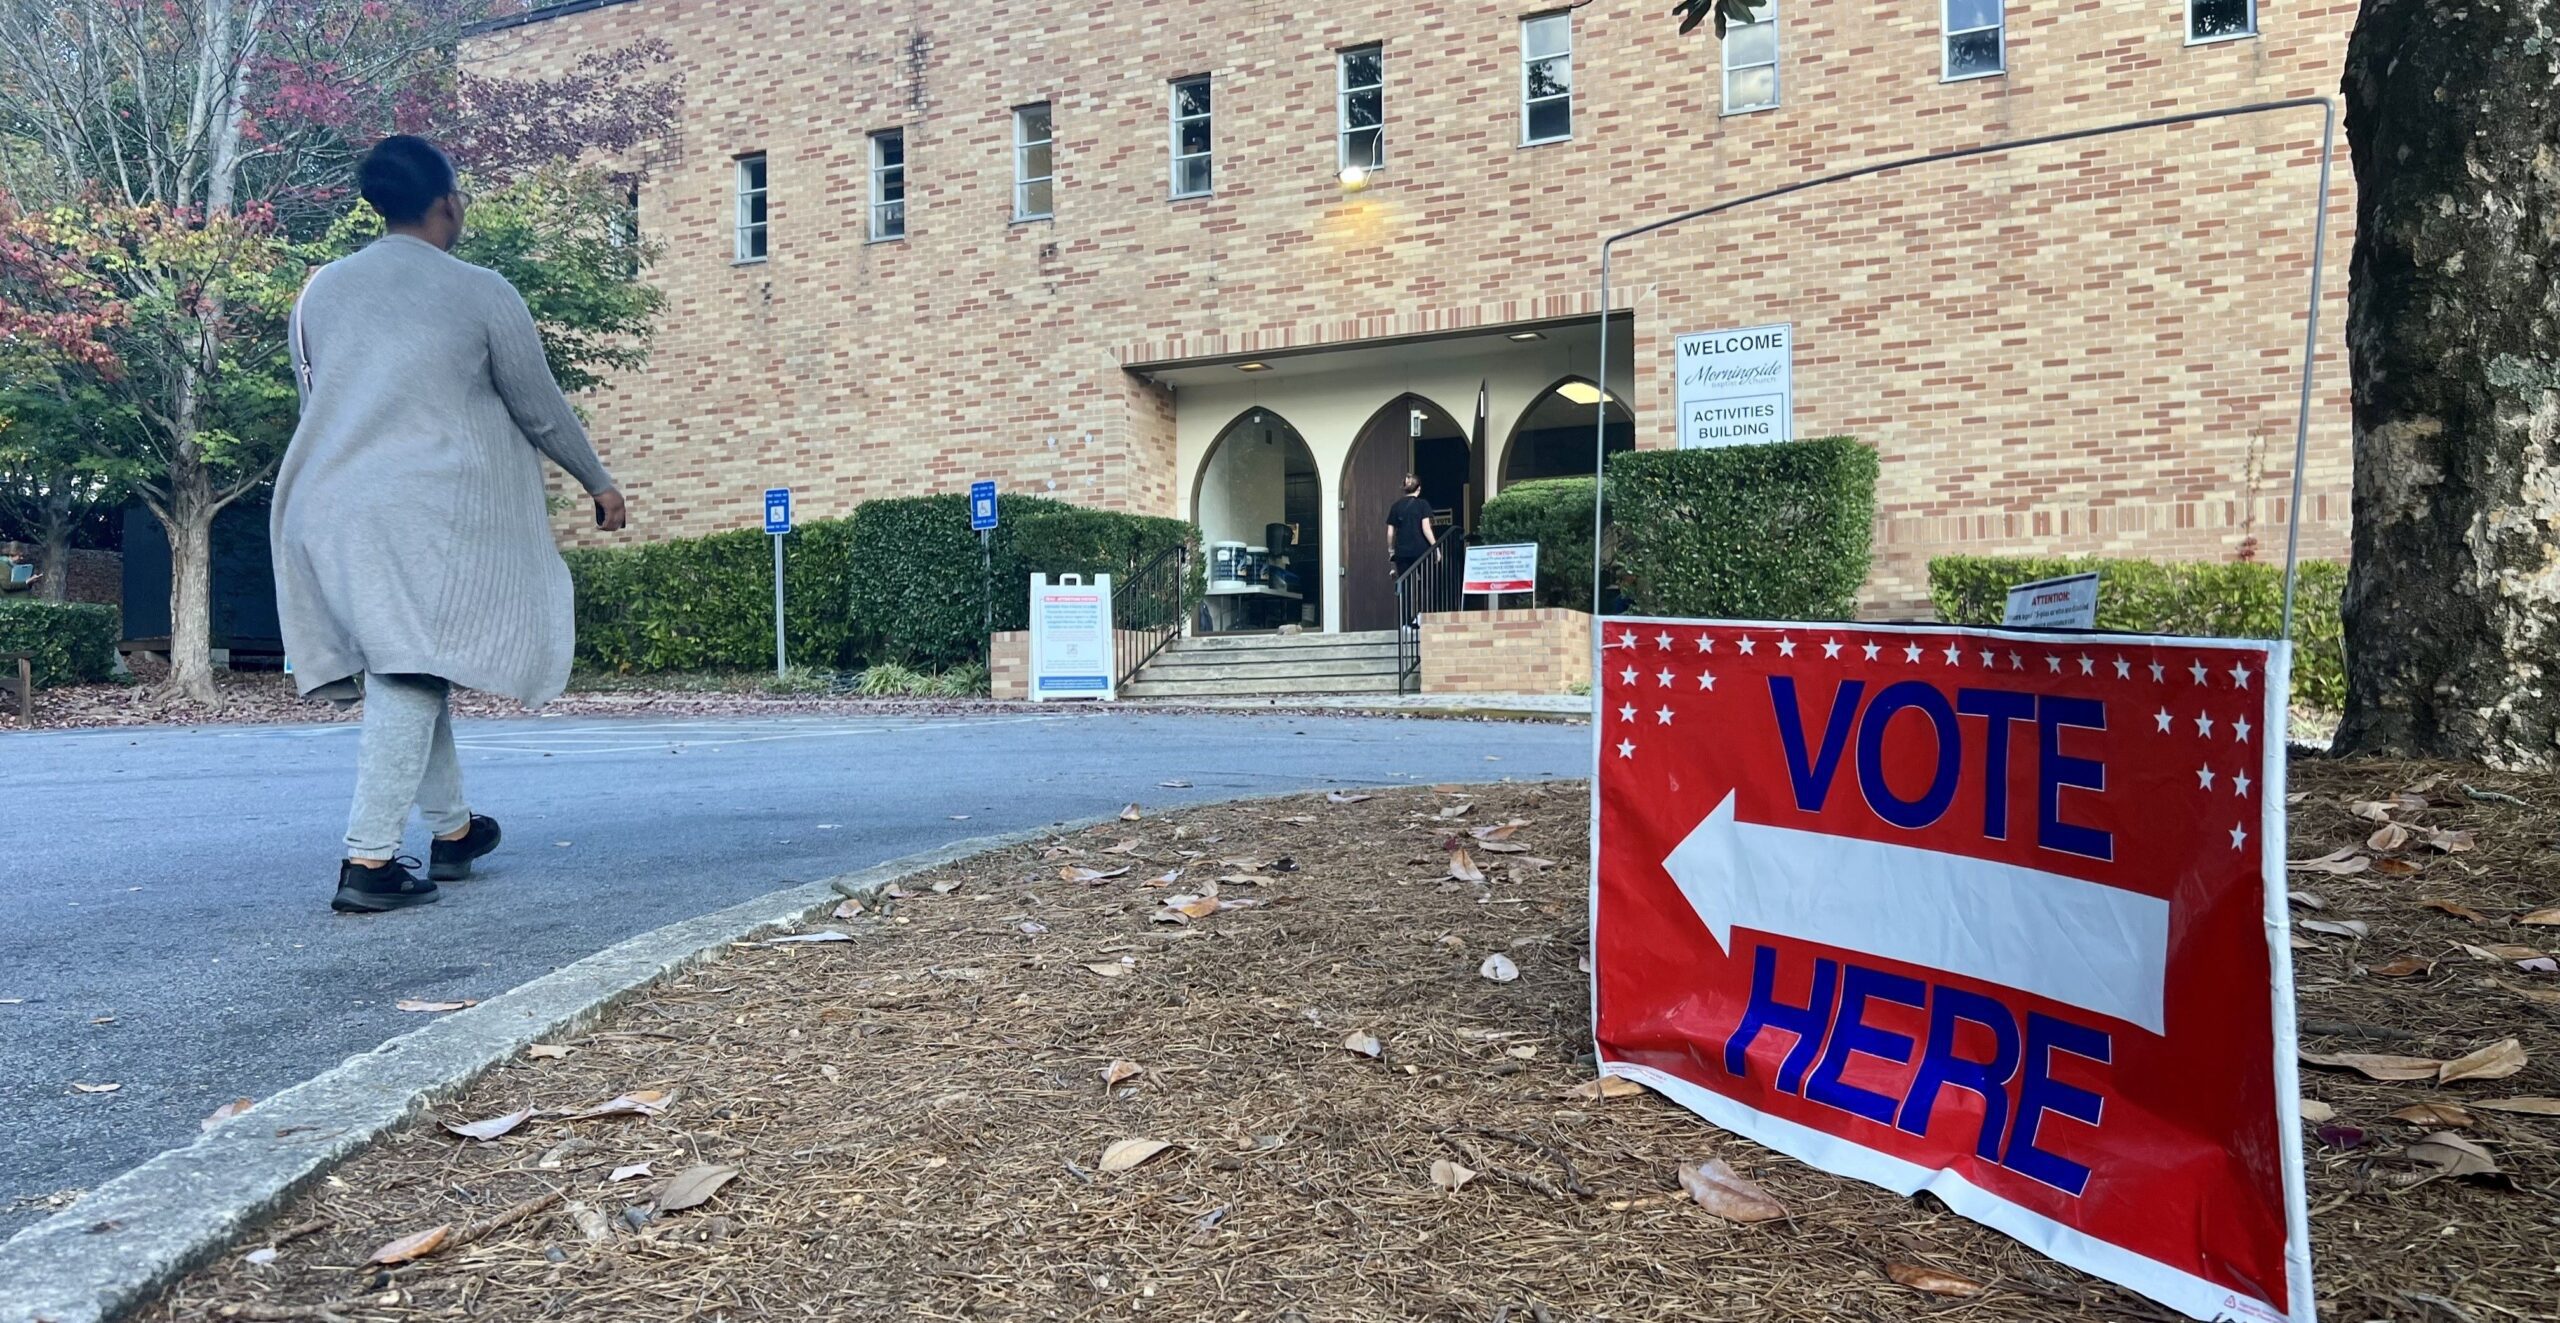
[1122,629,1410,700]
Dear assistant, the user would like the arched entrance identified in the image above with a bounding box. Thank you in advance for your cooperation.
[1500,377,1635,487]
[1340,392,1471,633]
[1192,408,1323,634]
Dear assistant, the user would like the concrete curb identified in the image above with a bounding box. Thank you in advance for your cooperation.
[0,820,1099,1323]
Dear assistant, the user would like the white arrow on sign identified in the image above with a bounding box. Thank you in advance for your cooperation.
[1662,792,2170,1034]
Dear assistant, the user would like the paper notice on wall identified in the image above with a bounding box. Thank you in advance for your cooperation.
[1675,323,1793,449]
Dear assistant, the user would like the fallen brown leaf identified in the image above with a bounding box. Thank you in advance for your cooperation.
[2286,890,2327,910]
[1083,962,1130,979]
[1886,1263,1985,1298]
[2390,1103,2475,1128]
[2469,1096,2560,1115]
[654,1164,741,1212]
[609,1162,652,1182]
[1063,866,1132,883]
[565,1089,669,1121]
[1099,1138,1172,1173]
[2299,918,2370,940]
[2287,850,2371,876]
[394,999,476,1013]
[2347,800,2398,822]
[1430,1158,1478,1192]
[1119,803,1143,822]
[1446,849,1486,884]
[1568,1075,1648,1101]
[1677,1159,1786,1223]
[2367,823,2411,852]
[2299,1050,2443,1082]
[2425,828,2476,854]
[524,1044,573,1060]
[1102,839,1142,855]
[1478,953,1520,983]
[443,1107,535,1142]
[2421,898,2491,924]
[1434,802,1473,821]
[70,1082,119,1094]
[2372,858,2426,877]
[200,1098,253,1131]
[2405,1131,2502,1183]
[1342,1031,1383,1058]
[366,1225,452,1266]
[2464,942,2551,964]
[2438,1038,2527,1084]
[1325,791,1373,805]
[1470,821,1525,842]
[2519,906,2560,926]
[1102,1059,1143,1088]
[2368,957,2435,978]
[2298,1099,2336,1124]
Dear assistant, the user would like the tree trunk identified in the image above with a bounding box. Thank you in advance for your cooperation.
[162,460,221,706]
[2333,0,2560,771]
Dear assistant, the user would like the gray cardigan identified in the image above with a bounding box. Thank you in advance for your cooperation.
[272,234,614,707]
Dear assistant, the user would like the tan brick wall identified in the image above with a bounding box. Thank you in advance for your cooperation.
[1422,607,1593,695]
[471,1,2356,617]
[989,629,1028,700]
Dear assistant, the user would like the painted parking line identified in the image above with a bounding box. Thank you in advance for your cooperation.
[450,713,1068,757]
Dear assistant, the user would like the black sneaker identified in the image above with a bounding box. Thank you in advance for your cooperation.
[429,814,503,881]
[332,857,439,913]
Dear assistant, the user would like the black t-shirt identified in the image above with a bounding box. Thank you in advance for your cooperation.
[1387,495,1436,560]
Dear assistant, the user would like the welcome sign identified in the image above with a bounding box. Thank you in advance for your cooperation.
[1593,619,2308,1322]
[1674,323,1793,448]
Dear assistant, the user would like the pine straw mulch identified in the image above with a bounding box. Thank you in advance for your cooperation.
[143,760,2559,1323]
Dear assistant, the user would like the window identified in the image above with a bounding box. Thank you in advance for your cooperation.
[1337,44,1383,171]
[868,130,905,241]
[733,154,767,262]
[2187,0,2255,43]
[1720,2,1778,114]
[1170,75,1212,197]
[1521,12,1572,144]
[1013,102,1053,220]
[1943,0,2004,80]
[616,181,642,277]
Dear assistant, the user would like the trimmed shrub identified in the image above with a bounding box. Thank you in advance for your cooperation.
[1480,476,1602,610]
[1928,555,2347,711]
[0,599,119,687]
[566,517,859,673]
[1011,508,1202,632]
[1607,437,1879,620]
[846,493,1074,669]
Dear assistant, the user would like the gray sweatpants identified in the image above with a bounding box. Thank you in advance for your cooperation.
[346,673,470,860]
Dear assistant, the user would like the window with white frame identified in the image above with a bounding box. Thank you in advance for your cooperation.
[1013,103,1053,220]
[1721,2,1778,114]
[1170,76,1212,197]
[868,129,905,241]
[1943,0,2004,79]
[2187,0,2255,42]
[1522,12,1572,144]
[733,154,767,262]
[1338,44,1384,171]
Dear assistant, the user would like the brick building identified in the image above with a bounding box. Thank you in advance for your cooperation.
[466,0,2354,633]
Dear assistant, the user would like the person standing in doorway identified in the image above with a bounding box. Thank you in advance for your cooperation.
[273,136,629,914]
[1385,474,1439,625]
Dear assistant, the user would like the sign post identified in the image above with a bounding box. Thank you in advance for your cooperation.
[1462,542,1539,611]
[971,480,999,658]
[1592,619,2305,1322]
[763,487,792,677]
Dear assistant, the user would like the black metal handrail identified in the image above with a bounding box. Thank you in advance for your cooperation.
[1392,538,1465,694]
[1114,542,1193,692]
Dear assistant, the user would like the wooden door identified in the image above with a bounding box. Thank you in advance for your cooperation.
[1340,408,1414,633]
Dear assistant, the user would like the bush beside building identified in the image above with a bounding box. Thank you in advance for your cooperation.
[0,599,120,687]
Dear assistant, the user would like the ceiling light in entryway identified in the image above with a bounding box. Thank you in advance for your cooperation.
[1237,362,1272,373]
[1557,380,1606,406]
[1508,331,1546,342]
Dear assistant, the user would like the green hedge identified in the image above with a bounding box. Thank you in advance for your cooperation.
[1928,555,2347,710]
[847,496,1199,668]
[1608,437,1879,620]
[566,518,859,672]
[0,599,119,687]
[1481,477,1602,610]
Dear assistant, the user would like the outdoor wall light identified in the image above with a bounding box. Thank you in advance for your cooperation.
[1508,331,1546,342]
[1337,164,1371,191]
[1237,362,1272,372]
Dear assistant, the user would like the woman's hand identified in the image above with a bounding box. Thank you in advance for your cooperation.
[592,488,629,532]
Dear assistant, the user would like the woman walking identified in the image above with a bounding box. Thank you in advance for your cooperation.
[273,136,629,914]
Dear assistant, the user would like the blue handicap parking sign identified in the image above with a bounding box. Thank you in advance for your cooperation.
[970,480,999,532]
[764,487,792,535]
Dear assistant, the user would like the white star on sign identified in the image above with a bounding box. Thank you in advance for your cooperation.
[2148,660,2167,682]
[2189,659,2210,685]
[2010,652,2025,670]
[1698,670,1718,692]
[2230,661,2253,689]
[2078,655,2096,676]
[1656,631,1673,650]
[2155,707,2175,733]
[1777,637,1798,658]
[1738,636,1758,655]
[1823,638,1843,659]
[1657,705,1675,726]
[2230,823,2249,850]
[1980,649,1998,667]
[1618,630,1637,649]
[2196,765,2217,790]
[2194,712,2216,738]
[1658,668,1676,688]
[2046,655,2063,674]
[1619,703,1636,722]
[1620,665,1638,685]
[2234,770,2253,798]
[1942,643,1963,665]
[1617,738,1636,759]
[2114,657,2132,680]
[1696,634,1715,653]
[1903,642,1924,663]
[2233,715,2253,743]
[1862,641,1882,661]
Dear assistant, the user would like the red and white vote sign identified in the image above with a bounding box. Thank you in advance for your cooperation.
[1592,619,2309,1322]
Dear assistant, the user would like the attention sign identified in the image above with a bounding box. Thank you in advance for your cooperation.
[1593,619,2306,1322]
[1674,322,1793,448]
[1463,543,1539,596]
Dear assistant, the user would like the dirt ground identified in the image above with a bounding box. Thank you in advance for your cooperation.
[141,760,2557,1323]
